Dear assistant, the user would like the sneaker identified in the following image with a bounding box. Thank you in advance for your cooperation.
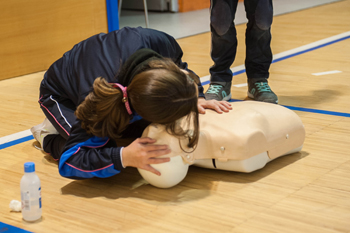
[205,82,232,101]
[30,118,59,150]
[248,79,278,104]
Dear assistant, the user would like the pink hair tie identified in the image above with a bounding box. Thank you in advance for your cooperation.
[110,83,133,115]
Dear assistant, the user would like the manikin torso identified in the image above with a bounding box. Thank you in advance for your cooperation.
[138,101,305,188]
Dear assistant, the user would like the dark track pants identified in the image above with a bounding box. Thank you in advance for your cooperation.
[210,0,273,82]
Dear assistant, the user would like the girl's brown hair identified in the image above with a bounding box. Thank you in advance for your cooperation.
[75,58,199,149]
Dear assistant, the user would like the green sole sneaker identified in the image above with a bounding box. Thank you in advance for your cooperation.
[205,83,232,101]
[248,80,278,104]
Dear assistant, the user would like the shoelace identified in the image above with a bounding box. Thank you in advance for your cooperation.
[206,84,223,94]
[255,82,271,92]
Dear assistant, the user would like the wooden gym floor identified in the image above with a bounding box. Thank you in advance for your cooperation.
[0,1,350,232]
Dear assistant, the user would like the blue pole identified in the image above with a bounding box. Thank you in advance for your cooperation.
[106,0,119,32]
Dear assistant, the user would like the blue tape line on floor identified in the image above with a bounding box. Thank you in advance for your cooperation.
[283,105,350,117]
[0,135,34,150]
[0,222,33,233]
[272,35,350,63]
[228,99,350,117]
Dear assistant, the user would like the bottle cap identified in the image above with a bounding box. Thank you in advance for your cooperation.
[24,162,35,173]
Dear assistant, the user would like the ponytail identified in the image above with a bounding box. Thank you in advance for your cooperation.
[75,77,131,141]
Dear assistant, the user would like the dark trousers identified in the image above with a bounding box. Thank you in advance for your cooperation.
[39,93,76,160]
[210,0,273,83]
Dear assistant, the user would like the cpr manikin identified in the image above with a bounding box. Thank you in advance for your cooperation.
[138,101,305,188]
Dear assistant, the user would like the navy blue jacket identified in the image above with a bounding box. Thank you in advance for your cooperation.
[40,27,204,179]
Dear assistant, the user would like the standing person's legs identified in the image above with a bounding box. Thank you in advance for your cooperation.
[244,0,278,103]
[205,0,239,101]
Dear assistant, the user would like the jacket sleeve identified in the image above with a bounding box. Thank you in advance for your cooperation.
[58,119,125,179]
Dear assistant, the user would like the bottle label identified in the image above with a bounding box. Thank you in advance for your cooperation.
[39,187,42,208]
[21,191,31,211]
[21,186,42,210]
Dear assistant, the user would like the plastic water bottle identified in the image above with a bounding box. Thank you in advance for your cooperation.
[20,162,42,221]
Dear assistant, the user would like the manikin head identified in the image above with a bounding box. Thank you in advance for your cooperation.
[138,122,194,188]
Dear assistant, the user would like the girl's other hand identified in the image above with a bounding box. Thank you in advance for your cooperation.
[197,98,232,114]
